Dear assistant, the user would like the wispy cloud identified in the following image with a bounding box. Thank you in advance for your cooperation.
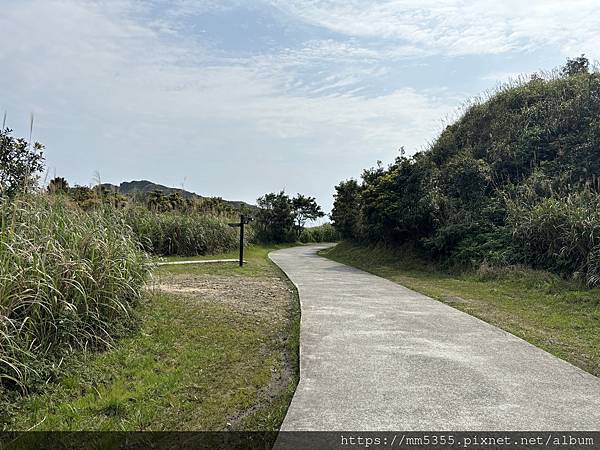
[1,0,595,210]
[271,0,600,57]
[0,0,460,208]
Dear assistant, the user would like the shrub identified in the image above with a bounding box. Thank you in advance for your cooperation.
[507,192,600,287]
[124,207,240,256]
[298,223,340,243]
[0,196,151,391]
[331,56,600,288]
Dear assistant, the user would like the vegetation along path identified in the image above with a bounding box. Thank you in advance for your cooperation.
[3,246,299,433]
[269,244,600,430]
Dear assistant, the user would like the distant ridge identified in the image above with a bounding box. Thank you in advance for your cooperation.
[102,180,258,212]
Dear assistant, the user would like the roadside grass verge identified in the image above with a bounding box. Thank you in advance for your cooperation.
[321,242,600,377]
[158,244,297,277]
[2,244,299,432]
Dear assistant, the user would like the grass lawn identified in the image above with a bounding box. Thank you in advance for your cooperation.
[322,241,600,378]
[157,244,294,277]
[2,244,299,433]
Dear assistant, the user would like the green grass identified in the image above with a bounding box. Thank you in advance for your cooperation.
[298,223,340,243]
[124,206,240,257]
[2,244,299,433]
[157,244,297,277]
[322,241,600,377]
[0,195,150,392]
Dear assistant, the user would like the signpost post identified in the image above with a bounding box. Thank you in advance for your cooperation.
[228,214,253,267]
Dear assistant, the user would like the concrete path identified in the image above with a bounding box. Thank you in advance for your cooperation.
[269,244,600,430]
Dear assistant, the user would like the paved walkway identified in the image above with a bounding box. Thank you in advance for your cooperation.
[269,244,600,430]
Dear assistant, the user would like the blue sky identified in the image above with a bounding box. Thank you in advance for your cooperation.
[1,0,599,214]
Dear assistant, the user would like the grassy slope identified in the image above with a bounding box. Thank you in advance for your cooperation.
[322,242,600,377]
[2,245,299,432]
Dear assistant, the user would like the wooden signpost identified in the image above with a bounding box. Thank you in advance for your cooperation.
[228,214,253,267]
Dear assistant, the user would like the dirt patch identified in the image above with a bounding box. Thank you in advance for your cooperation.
[153,269,299,429]
[440,295,469,304]
[155,273,295,321]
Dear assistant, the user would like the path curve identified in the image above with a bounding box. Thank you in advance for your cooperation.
[269,244,600,430]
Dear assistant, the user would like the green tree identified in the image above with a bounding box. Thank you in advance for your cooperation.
[69,185,93,202]
[332,56,600,278]
[196,196,234,216]
[104,190,128,208]
[0,128,45,196]
[47,176,69,194]
[291,194,324,238]
[360,153,436,243]
[331,179,361,239]
[255,191,294,243]
[147,190,167,211]
[168,192,185,211]
[562,54,589,76]
[442,153,491,202]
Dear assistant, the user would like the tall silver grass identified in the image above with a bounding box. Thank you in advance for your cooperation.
[0,195,151,391]
[124,206,240,256]
[508,191,600,287]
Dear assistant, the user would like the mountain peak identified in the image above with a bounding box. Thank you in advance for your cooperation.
[105,180,258,212]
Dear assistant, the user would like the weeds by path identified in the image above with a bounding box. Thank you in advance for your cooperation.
[3,245,299,431]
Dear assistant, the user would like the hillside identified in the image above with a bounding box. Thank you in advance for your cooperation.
[103,180,259,213]
[331,56,600,286]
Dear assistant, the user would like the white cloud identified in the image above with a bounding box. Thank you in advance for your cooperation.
[0,0,458,209]
[6,0,593,209]
[271,0,600,57]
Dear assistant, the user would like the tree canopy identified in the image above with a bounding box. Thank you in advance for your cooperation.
[331,56,600,286]
[291,194,324,237]
[255,191,324,243]
[0,128,45,197]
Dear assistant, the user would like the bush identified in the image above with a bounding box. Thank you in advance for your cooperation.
[124,207,240,256]
[331,57,600,288]
[0,196,151,391]
[298,223,340,243]
[508,192,600,287]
